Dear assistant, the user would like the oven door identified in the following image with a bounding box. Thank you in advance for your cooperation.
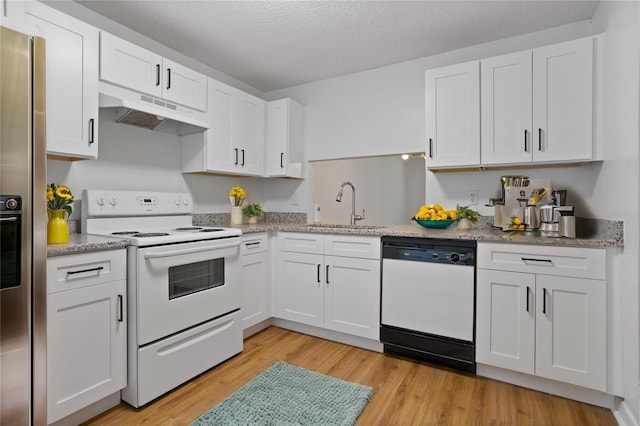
[134,237,241,346]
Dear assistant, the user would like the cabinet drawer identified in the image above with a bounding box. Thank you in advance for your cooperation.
[47,249,126,294]
[241,232,268,255]
[477,242,605,280]
[324,235,381,260]
[278,232,324,254]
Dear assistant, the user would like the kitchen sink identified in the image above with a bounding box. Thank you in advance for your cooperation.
[301,223,386,230]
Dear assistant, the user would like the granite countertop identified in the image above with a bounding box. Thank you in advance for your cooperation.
[48,216,623,257]
[241,218,624,248]
[47,234,129,257]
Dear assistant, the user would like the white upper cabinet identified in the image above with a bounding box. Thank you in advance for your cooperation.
[24,1,99,159]
[99,32,207,112]
[181,78,265,176]
[266,98,306,178]
[425,60,481,169]
[237,91,266,176]
[481,51,533,165]
[482,37,593,166]
[532,37,593,163]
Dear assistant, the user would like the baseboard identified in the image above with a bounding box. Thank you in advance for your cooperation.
[243,318,273,339]
[50,392,121,426]
[271,318,384,353]
[477,364,615,409]
[614,399,639,426]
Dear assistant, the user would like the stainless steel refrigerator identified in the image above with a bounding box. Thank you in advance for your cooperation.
[1,25,47,426]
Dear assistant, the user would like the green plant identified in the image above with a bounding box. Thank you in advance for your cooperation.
[456,204,480,223]
[242,203,263,218]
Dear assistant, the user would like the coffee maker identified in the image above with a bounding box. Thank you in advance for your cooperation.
[539,190,575,237]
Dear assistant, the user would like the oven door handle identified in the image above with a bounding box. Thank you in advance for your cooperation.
[143,242,239,259]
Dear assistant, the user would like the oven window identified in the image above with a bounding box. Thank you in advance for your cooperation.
[168,258,224,299]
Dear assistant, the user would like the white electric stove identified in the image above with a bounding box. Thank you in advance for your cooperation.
[83,189,243,407]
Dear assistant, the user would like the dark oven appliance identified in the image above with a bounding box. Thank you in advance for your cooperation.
[380,236,476,373]
[83,189,243,407]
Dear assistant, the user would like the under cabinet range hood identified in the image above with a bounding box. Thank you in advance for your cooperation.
[98,81,209,135]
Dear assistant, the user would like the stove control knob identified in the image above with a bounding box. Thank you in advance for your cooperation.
[449,253,461,263]
[183,199,189,206]
[109,197,117,207]
[175,198,181,206]
[97,197,105,207]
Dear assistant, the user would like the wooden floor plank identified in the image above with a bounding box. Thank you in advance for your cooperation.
[83,327,617,426]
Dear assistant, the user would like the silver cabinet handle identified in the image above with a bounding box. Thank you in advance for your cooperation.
[0,217,18,222]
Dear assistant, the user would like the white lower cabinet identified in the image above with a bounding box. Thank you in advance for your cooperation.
[240,233,271,330]
[275,233,381,340]
[46,250,127,424]
[476,243,606,392]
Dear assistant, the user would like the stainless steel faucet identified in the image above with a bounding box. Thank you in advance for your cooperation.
[335,181,365,226]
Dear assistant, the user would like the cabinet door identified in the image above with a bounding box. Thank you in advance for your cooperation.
[535,274,606,391]
[47,280,126,423]
[324,256,380,339]
[161,58,207,111]
[241,251,270,330]
[532,37,593,163]
[481,51,533,165]
[476,269,535,374]
[99,32,162,98]
[25,2,99,159]
[205,79,238,173]
[265,99,289,177]
[237,92,265,176]
[425,61,480,169]
[275,251,324,327]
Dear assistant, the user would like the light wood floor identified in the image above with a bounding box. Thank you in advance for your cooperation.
[84,326,617,425]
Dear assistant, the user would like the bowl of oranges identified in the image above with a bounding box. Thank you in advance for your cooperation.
[412,204,457,229]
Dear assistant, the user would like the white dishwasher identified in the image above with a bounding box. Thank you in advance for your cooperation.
[380,236,476,372]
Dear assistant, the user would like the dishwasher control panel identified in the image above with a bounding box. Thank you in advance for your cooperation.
[381,237,476,266]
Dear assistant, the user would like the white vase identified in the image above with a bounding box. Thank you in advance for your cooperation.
[457,218,472,231]
[231,206,243,225]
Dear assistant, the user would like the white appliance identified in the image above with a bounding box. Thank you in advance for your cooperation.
[380,237,476,372]
[83,189,243,407]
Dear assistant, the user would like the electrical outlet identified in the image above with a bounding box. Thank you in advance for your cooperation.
[290,192,298,206]
[468,190,478,206]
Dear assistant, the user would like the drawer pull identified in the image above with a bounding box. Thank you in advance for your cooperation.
[67,266,104,276]
[244,242,261,248]
[521,257,552,263]
[526,286,530,312]
[117,294,124,322]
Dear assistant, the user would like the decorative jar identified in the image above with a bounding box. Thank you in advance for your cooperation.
[47,209,69,244]
[231,206,243,225]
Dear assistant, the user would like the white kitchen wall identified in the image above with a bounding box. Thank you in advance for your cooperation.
[47,110,267,221]
[265,21,594,161]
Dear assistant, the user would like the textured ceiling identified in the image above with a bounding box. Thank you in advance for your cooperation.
[75,1,599,92]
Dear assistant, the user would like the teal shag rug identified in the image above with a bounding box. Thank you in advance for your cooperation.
[191,361,373,425]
